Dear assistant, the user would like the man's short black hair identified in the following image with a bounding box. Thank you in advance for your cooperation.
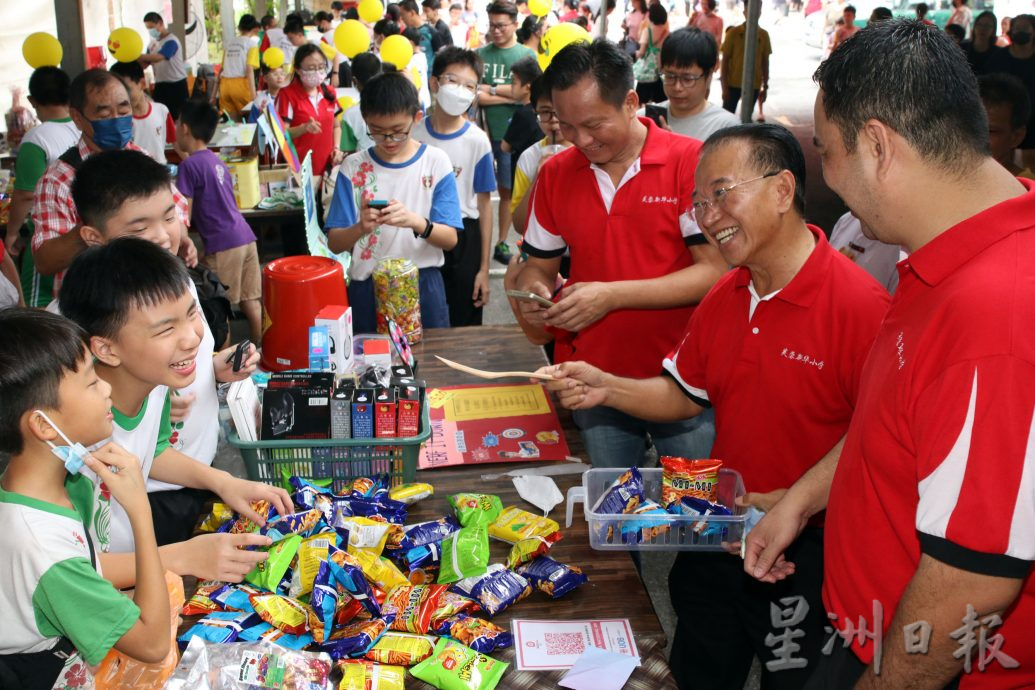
[544,38,631,110]
[869,6,893,22]
[945,22,965,40]
[703,123,808,216]
[486,0,519,19]
[28,67,70,106]
[72,149,172,229]
[314,10,333,23]
[845,4,856,13]
[262,13,277,28]
[178,99,220,143]
[284,19,306,35]
[374,18,402,36]
[69,69,129,113]
[530,75,549,107]
[60,237,192,341]
[239,13,261,31]
[352,52,384,87]
[916,2,929,16]
[144,11,164,24]
[109,60,146,84]
[814,19,988,172]
[510,55,542,86]
[386,4,402,21]
[360,71,420,117]
[431,46,484,78]
[980,73,1031,130]
[400,0,421,13]
[0,309,90,455]
[660,27,718,72]
[422,0,439,9]
[648,3,667,24]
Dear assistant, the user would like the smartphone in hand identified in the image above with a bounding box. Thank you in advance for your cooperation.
[505,289,554,308]
[645,104,668,127]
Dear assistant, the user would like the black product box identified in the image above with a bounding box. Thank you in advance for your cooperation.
[352,388,375,439]
[260,372,334,440]
[391,377,427,405]
[390,363,414,379]
[331,382,355,439]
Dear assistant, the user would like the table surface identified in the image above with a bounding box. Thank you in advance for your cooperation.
[402,325,675,689]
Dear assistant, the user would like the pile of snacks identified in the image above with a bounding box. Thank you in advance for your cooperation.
[593,458,733,544]
[173,477,589,689]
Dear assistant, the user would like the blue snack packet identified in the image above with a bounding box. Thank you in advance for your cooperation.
[328,546,383,617]
[516,556,589,599]
[471,568,532,617]
[177,611,262,646]
[237,621,315,650]
[593,467,645,514]
[400,516,460,552]
[318,616,393,660]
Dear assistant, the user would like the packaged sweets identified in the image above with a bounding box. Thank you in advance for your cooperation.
[592,468,644,514]
[364,631,437,666]
[351,549,410,593]
[211,583,263,612]
[337,660,406,690]
[320,617,393,661]
[437,526,490,584]
[674,495,733,538]
[347,496,408,525]
[471,568,532,616]
[348,475,390,500]
[488,506,560,543]
[328,547,383,617]
[450,563,505,598]
[373,258,422,343]
[311,561,343,642]
[292,534,338,597]
[228,500,278,535]
[433,614,513,653]
[400,516,460,551]
[619,499,672,543]
[449,494,503,528]
[516,557,588,599]
[198,503,233,532]
[335,516,393,556]
[238,622,315,650]
[251,594,311,636]
[410,638,509,690]
[389,482,434,505]
[506,532,562,569]
[380,584,447,634]
[165,637,334,690]
[260,509,324,541]
[245,533,302,591]
[660,457,723,507]
[182,582,225,616]
[177,611,263,646]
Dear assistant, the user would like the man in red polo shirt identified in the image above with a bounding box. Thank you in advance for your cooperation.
[541,124,890,690]
[745,21,1035,689]
[517,39,727,468]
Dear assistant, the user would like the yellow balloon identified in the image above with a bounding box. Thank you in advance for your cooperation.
[247,46,260,69]
[358,0,385,23]
[263,46,286,69]
[107,27,144,63]
[538,23,590,70]
[338,95,357,112]
[380,34,413,70]
[319,42,337,61]
[334,19,370,59]
[529,0,550,17]
[22,32,63,69]
[408,64,422,90]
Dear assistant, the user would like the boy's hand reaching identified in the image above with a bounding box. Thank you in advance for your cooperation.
[214,474,293,525]
[173,532,274,582]
[84,443,148,515]
[213,342,259,383]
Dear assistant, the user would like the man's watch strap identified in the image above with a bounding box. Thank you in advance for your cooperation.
[414,217,434,239]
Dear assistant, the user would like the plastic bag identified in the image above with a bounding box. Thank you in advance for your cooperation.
[165,637,334,690]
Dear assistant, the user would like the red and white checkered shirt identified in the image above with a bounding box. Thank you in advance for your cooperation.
[31,138,190,296]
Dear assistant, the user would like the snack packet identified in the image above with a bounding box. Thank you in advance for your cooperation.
[433,614,513,653]
[450,563,506,598]
[472,568,532,616]
[437,526,490,585]
[197,503,233,532]
[488,506,560,543]
[251,594,311,635]
[381,584,447,633]
[619,498,671,543]
[674,495,733,538]
[321,617,393,660]
[410,638,509,690]
[328,547,383,617]
[261,509,324,541]
[238,622,315,650]
[337,660,406,690]
[516,556,588,599]
[211,583,263,612]
[336,516,394,556]
[449,494,503,528]
[430,590,480,627]
[165,637,334,690]
[399,516,460,551]
[177,611,263,646]
[506,532,562,569]
[245,534,302,591]
[228,500,277,534]
[661,457,723,507]
[347,496,408,525]
[389,482,434,505]
[182,582,225,616]
[592,467,644,514]
[364,631,437,666]
[292,534,338,597]
[351,548,410,593]
[347,475,389,500]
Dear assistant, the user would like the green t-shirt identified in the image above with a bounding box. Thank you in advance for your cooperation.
[477,43,536,141]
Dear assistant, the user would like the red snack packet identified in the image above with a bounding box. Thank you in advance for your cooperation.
[660,457,723,507]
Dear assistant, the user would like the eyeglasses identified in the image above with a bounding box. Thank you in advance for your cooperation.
[660,71,708,87]
[536,109,559,122]
[440,73,479,92]
[489,21,515,31]
[367,125,413,143]
[690,171,780,222]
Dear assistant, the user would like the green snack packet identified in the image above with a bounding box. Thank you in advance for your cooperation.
[245,534,302,590]
[437,526,490,585]
[449,493,503,528]
[410,637,509,690]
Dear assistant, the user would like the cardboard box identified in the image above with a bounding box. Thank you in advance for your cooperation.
[374,387,397,438]
[331,382,355,439]
[397,383,421,437]
[363,338,392,370]
[391,363,413,379]
[316,305,354,374]
[351,388,375,439]
[260,372,334,440]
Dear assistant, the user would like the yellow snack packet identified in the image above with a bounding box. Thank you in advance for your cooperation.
[364,631,437,666]
[338,516,393,556]
[338,660,405,689]
[489,506,561,543]
[197,503,233,532]
[388,482,434,505]
[351,549,410,593]
[294,534,337,596]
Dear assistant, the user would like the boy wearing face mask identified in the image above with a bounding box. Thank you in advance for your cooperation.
[30,69,192,301]
[413,46,497,327]
[140,12,189,120]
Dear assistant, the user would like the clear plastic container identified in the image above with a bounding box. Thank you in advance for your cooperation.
[565,467,748,551]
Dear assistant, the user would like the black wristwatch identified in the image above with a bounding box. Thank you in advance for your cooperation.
[414,217,433,239]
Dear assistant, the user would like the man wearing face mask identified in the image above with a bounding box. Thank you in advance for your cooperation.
[31,69,192,297]
[413,46,497,327]
[139,12,189,120]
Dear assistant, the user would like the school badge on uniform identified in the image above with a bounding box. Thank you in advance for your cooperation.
[421,175,434,189]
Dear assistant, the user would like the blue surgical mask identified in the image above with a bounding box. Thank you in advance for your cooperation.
[90,115,133,151]
[34,410,90,475]
[149,27,161,40]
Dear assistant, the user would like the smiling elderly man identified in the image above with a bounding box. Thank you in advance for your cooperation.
[539,123,890,690]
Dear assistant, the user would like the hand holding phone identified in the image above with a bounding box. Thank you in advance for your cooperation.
[506,289,554,308]
[645,104,668,128]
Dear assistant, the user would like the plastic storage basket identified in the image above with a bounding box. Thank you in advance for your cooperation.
[565,467,748,551]
[228,400,431,493]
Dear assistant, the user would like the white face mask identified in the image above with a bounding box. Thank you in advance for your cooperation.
[436,83,476,117]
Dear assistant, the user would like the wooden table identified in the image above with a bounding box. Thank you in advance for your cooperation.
[403,326,676,689]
